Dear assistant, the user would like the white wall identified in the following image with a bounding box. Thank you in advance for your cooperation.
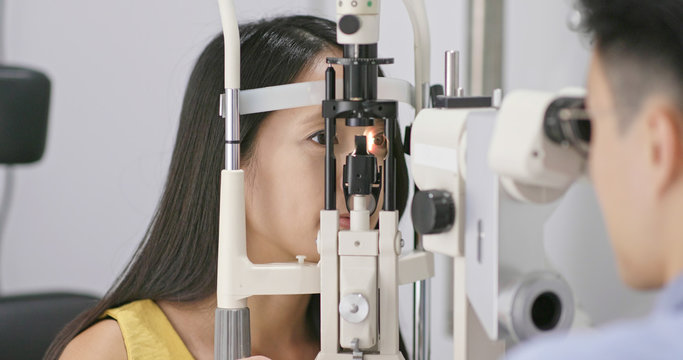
[0,0,345,294]
[0,0,655,358]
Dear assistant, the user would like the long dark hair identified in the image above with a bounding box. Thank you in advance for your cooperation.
[46,15,409,359]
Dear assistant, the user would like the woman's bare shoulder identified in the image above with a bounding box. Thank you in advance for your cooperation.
[59,319,127,360]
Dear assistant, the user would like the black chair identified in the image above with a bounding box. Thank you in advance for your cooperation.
[0,293,98,359]
[0,68,100,359]
[0,65,50,164]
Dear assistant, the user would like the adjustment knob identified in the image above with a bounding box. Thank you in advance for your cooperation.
[339,293,370,323]
[412,190,456,235]
[339,15,361,35]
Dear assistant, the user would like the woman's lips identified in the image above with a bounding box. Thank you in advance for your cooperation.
[339,215,351,230]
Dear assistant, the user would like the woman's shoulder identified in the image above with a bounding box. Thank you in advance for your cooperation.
[58,299,155,360]
[60,298,193,359]
[59,319,127,360]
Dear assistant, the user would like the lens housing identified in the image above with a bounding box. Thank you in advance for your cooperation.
[543,97,591,157]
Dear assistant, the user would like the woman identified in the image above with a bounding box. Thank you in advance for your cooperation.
[46,15,409,360]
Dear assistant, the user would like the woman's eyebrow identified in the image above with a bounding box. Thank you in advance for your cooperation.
[293,112,325,134]
[302,112,324,126]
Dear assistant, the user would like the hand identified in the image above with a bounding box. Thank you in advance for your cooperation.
[240,357,271,360]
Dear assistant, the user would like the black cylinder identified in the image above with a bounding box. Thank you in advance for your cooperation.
[344,135,379,197]
[411,190,456,235]
[324,67,336,210]
[342,44,379,102]
[384,118,396,211]
[543,97,591,147]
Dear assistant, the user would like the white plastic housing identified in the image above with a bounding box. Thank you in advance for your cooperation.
[339,255,377,349]
[239,77,415,115]
[336,0,380,45]
[400,0,430,111]
[466,112,576,347]
[338,0,380,15]
[412,108,505,359]
[216,169,248,309]
[411,108,490,257]
[217,0,239,89]
[216,170,320,309]
[336,14,380,45]
[316,210,407,360]
[489,90,586,203]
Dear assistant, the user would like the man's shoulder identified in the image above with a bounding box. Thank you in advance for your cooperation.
[505,314,683,360]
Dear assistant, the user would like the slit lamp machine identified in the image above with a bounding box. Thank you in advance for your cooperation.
[213,1,592,359]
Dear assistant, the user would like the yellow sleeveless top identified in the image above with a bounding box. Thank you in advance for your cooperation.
[103,299,195,360]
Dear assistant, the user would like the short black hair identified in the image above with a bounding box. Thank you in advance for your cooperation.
[580,0,683,127]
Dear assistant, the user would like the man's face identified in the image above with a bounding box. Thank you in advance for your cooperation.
[587,51,664,289]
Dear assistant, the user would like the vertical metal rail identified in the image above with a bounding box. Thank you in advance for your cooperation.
[223,89,240,171]
[324,66,336,211]
[444,50,461,338]
[445,51,460,97]
[215,1,250,359]
[384,117,396,212]
[413,260,430,360]
[467,0,504,96]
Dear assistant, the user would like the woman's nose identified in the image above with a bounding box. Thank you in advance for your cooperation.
[334,135,358,159]
[335,156,348,212]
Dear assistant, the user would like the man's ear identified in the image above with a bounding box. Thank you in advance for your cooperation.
[645,97,683,197]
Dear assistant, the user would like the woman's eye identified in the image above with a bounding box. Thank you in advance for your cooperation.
[309,131,338,145]
[368,132,387,152]
[372,132,387,148]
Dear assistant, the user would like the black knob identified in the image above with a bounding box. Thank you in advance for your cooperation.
[412,190,456,235]
[339,15,361,35]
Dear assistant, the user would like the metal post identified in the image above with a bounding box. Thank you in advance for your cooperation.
[215,308,251,360]
[413,234,430,360]
[385,117,396,211]
[467,0,504,96]
[221,88,241,171]
[445,51,460,97]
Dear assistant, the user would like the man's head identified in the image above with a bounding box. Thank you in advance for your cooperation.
[583,0,683,289]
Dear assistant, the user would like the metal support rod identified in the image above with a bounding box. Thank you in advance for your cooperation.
[223,88,240,170]
[384,118,396,211]
[445,51,460,97]
[215,308,251,360]
[413,275,430,360]
[325,66,336,210]
[413,227,430,360]
[467,0,504,96]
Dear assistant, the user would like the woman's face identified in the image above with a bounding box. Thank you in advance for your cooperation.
[243,54,388,264]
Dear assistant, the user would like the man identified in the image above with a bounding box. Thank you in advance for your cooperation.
[508,0,683,358]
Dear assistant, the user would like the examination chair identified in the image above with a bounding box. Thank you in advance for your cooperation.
[0,65,99,358]
[0,293,99,359]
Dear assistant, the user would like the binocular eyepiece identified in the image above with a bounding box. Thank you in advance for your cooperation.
[543,97,591,157]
